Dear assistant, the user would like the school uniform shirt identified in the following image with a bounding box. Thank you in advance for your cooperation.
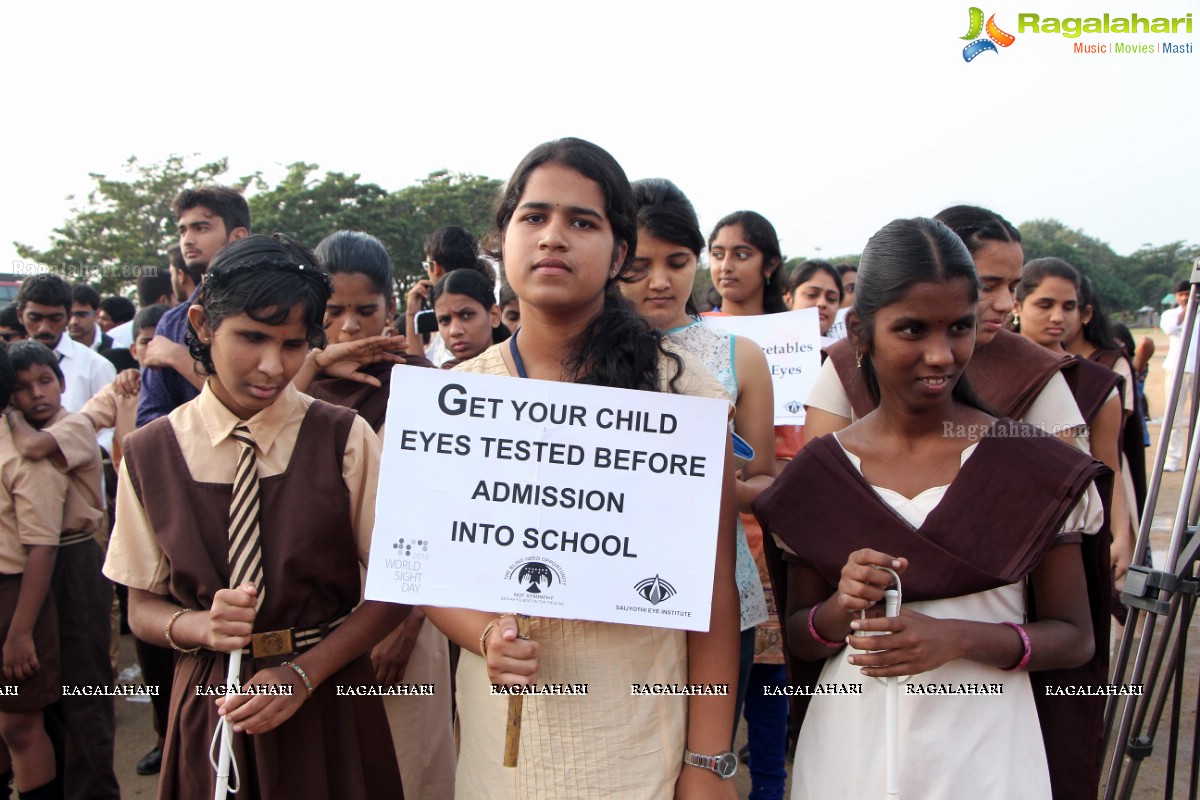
[52,334,115,458]
[81,382,137,465]
[42,409,106,547]
[104,382,381,594]
[0,418,68,573]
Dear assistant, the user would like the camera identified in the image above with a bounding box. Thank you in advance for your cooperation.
[415,309,439,335]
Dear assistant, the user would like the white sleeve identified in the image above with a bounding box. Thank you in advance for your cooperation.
[805,357,854,420]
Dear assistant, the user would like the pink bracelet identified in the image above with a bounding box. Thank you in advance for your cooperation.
[1001,621,1032,671]
[807,602,843,648]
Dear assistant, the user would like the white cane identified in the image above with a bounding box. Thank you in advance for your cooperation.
[210,649,242,799]
[860,566,903,799]
[883,586,901,799]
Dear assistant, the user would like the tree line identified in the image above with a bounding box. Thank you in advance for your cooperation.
[14,156,1197,317]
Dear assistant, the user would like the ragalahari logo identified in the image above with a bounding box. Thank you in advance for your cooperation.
[961,7,1016,61]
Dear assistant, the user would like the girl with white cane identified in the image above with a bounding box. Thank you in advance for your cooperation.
[754,218,1109,799]
[103,234,408,799]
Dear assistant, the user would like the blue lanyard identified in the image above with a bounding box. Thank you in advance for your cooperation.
[509,330,529,379]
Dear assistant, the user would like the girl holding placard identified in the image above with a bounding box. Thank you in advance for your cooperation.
[423,138,740,800]
[621,178,786,798]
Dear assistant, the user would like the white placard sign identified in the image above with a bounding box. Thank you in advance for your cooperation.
[701,308,822,425]
[364,367,730,631]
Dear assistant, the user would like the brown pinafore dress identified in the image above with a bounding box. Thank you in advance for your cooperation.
[123,400,402,800]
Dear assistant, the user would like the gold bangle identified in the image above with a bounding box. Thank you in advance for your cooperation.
[165,609,200,654]
[281,661,313,696]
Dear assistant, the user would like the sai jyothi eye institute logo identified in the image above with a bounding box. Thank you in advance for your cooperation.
[961,7,1016,61]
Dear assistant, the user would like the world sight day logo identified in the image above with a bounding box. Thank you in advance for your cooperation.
[961,7,1017,61]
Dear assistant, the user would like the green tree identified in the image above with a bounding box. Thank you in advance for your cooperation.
[1018,219,1137,313]
[1126,241,1200,307]
[248,166,501,297]
[386,171,502,290]
[14,155,245,294]
[247,163,395,260]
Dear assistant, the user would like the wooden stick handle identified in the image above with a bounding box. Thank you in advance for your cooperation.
[502,615,531,768]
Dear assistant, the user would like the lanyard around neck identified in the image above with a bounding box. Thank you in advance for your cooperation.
[509,330,529,379]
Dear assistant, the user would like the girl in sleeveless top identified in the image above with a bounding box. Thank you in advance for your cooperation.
[621,178,785,799]
[423,138,740,800]
[103,234,407,799]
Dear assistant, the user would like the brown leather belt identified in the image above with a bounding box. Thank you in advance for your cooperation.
[239,614,348,659]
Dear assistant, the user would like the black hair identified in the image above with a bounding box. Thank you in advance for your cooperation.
[836,263,858,278]
[314,230,395,299]
[172,186,252,236]
[431,268,497,311]
[1111,321,1136,357]
[99,295,136,325]
[1015,257,1081,304]
[139,257,176,307]
[187,234,332,376]
[133,303,170,334]
[0,304,26,337]
[431,269,510,345]
[1176,279,1191,295]
[707,211,788,314]
[7,340,64,382]
[16,274,72,314]
[854,218,983,408]
[1078,275,1122,352]
[499,283,518,308]
[934,205,1021,256]
[495,138,680,392]
[0,345,13,408]
[72,284,102,310]
[632,177,703,318]
[424,226,480,273]
[787,260,844,301]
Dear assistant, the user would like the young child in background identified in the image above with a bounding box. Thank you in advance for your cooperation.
[0,344,66,800]
[5,340,118,800]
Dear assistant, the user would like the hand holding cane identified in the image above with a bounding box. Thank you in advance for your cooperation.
[502,615,532,768]
[858,566,903,799]
[210,424,266,798]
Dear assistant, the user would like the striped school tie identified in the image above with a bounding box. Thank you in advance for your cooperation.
[228,424,264,607]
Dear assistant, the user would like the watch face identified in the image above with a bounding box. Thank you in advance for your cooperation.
[716,752,738,778]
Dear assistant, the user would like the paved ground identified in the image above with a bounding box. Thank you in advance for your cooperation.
[110,329,1198,799]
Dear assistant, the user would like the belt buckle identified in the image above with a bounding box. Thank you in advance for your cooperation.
[250,628,295,659]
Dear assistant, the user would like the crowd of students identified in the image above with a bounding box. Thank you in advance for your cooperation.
[0,137,1162,799]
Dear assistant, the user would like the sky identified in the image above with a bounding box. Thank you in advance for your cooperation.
[2,0,1197,277]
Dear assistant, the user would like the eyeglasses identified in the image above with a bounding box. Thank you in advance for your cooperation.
[422,260,434,272]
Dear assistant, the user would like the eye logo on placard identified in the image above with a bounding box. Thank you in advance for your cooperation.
[961,7,1016,61]
[635,575,678,606]
[785,400,803,415]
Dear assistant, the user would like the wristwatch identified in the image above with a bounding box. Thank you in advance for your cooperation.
[683,748,738,779]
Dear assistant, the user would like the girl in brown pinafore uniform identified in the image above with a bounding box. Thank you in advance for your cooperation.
[103,234,408,800]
